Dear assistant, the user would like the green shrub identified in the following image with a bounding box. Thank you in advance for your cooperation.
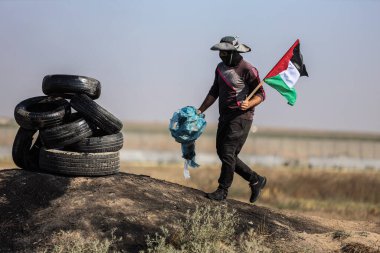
[142,205,270,253]
[39,230,118,253]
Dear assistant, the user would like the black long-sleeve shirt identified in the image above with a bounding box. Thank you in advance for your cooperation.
[208,58,265,121]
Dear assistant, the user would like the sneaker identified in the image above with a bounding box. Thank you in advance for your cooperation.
[249,175,267,203]
[206,187,228,201]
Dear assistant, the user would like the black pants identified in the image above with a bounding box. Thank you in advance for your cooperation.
[216,115,258,190]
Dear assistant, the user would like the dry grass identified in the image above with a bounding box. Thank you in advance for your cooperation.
[0,159,15,168]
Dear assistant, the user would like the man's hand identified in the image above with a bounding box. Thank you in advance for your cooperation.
[240,99,251,110]
[240,95,263,111]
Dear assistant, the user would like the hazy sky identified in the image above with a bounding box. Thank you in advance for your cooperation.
[1,0,379,133]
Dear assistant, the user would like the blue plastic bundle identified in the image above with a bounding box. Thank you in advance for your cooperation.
[169,106,207,178]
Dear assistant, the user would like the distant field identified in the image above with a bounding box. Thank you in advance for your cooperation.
[2,120,380,168]
[124,122,380,169]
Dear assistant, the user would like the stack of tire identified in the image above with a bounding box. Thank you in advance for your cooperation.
[12,75,123,176]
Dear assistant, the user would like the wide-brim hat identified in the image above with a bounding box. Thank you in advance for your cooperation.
[210,36,251,53]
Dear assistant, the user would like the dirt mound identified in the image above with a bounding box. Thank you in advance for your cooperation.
[0,169,379,252]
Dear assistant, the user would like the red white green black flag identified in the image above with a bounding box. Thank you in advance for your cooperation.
[264,39,308,106]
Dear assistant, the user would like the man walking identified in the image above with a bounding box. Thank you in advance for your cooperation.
[198,36,266,202]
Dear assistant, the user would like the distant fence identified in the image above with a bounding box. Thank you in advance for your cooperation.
[245,135,380,169]
[247,136,380,160]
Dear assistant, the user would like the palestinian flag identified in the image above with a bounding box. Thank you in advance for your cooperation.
[264,39,308,106]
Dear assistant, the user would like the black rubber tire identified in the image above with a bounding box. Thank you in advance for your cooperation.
[12,127,41,170]
[66,132,124,153]
[14,96,70,130]
[40,113,93,149]
[70,94,123,134]
[39,148,120,176]
[42,74,101,99]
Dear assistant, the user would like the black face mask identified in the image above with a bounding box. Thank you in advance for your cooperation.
[220,51,242,67]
